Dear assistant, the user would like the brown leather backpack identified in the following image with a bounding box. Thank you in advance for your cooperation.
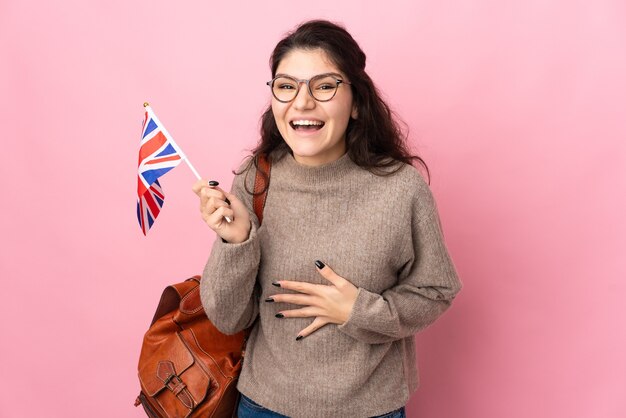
[135,156,270,418]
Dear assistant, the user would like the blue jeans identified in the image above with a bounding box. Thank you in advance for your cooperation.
[237,393,406,418]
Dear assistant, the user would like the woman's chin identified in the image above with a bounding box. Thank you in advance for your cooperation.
[285,136,346,166]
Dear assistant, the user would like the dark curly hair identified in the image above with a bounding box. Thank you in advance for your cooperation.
[240,19,429,192]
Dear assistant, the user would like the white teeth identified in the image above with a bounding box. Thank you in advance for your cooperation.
[292,120,324,126]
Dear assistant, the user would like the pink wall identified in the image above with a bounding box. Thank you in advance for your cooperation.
[2,1,625,417]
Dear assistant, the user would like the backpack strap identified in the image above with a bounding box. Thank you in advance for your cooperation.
[241,154,270,354]
[252,154,271,224]
[149,276,201,326]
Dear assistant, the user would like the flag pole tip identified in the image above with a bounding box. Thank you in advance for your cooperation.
[143,102,150,107]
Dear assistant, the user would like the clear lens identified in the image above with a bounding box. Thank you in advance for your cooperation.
[272,77,299,102]
[310,75,339,101]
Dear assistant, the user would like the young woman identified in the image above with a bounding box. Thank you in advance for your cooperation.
[193,20,462,418]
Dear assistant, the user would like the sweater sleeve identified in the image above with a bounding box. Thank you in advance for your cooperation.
[338,181,462,344]
[200,163,261,335]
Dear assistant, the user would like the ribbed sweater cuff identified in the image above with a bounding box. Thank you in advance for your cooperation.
[210,221,260,272]
[337,288,385,341]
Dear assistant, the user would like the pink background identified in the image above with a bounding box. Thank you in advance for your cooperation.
[1,1,625,417]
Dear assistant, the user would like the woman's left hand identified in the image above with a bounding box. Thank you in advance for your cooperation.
[268,261,359,340]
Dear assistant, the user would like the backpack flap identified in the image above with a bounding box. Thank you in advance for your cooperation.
[138,332,211,413]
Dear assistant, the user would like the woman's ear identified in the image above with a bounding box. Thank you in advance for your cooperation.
[351,104,358,119]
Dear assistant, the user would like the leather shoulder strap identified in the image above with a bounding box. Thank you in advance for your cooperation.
[149,276,201,326]
[252,154,271,225]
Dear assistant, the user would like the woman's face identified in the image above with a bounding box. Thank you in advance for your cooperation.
[271,48,357,166]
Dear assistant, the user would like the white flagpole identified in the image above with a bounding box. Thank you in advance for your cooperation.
[143,102,231,223]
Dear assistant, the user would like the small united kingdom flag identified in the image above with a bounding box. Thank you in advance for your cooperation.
[136,104,183,235]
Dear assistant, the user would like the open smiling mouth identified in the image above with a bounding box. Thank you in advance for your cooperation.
[290,120,325,131]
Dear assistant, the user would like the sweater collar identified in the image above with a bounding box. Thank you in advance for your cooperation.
[279,151,357,184]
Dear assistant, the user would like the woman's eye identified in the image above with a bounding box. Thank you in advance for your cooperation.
[316,84,335,90]
[278,84,295,90]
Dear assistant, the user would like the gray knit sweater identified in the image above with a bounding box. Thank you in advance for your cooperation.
[201,152,462,417]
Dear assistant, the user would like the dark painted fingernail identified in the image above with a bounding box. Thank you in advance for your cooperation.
[315,260,325,269]
[296,335,303,341]
[265,297,274,303]
[275,313,284,318]
[272,282,281,287]
[225,198,231,205]
[208,180,219,186]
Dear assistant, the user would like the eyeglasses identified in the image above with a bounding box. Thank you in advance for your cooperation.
[266,73,351,103]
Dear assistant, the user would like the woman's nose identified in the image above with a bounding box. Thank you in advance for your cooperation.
[292,82,316,110]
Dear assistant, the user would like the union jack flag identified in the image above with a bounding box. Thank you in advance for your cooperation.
[137,104,184,235]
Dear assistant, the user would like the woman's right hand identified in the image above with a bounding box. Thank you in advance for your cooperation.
[192,180,251,244]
